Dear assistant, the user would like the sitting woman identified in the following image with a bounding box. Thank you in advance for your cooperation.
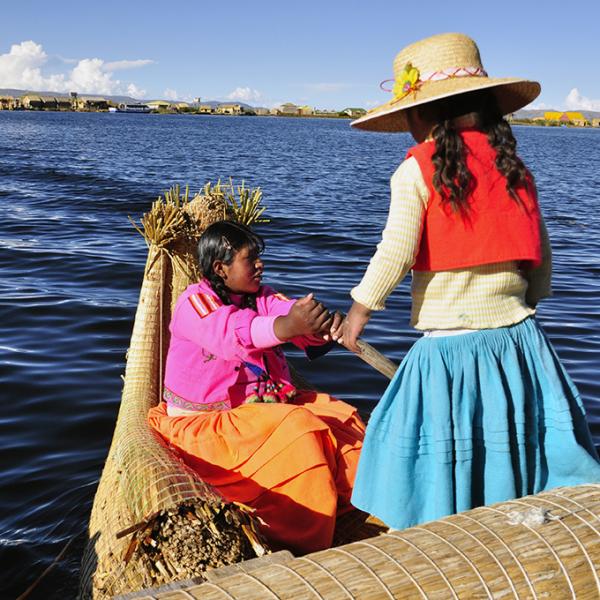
[148,220,365,554]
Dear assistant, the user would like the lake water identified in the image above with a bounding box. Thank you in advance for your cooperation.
[1,112,599,598]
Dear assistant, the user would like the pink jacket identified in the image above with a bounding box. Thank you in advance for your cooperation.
[163,279,327,411]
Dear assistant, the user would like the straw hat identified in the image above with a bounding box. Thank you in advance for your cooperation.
[352,33,540,132]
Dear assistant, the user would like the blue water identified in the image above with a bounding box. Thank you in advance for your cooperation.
[1,112,599,598]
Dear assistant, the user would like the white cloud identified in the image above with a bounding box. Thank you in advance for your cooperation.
[527,101,551,110]
[227,87,262,102]
[163,88,179,100]
[127,83,146,99]
[565,88,600,111]
[56,55,79,65]
[104,59,154,71]
[0,40,151,96]
[0,41,49,89]
[69,58,116,94]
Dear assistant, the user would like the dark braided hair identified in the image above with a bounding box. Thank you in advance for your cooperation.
[197,220,265,310]
[417,89,530,209]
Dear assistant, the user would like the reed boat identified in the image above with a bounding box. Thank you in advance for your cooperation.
[110,103,152,113]
[79,184,600,599]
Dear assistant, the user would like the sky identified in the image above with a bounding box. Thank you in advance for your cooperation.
[0,0,598,111]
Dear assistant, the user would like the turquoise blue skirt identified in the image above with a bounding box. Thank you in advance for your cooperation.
[351,317,600,530]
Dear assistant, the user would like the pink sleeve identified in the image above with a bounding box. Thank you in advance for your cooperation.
[250,316,283,349]
[259,285,329,350]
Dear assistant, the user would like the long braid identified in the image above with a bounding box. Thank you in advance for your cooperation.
[241,293,258,311]
[205,271,232,305]
[205,272,258,310]
[484,117,530,200]
[431,119,472,208]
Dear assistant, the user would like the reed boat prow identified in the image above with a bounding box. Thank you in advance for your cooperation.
[79,185,600,599]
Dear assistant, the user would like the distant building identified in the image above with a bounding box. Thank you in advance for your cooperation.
[198,104,215,114]
[278,102,300,115]
[544,111,588,126]
[0,96,19,110]
[20,95,71,110]
[342,108,367,118]
[76,96,109,111]
[592,118,600,128]
[216,103,245,115]
[254,107,270,116]
[21,95,45,109]
[147,100,171,111]
[146,100,193,112]
[54,96,72,111]
[298,105,314,116]
[544,111,563,121]
[564,111,588,126]
[38,95,58,110]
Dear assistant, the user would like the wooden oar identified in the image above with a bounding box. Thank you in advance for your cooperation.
[353,339,398,380]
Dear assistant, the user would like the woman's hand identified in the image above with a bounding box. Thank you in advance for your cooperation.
[274,293,331,340]
[324,311,344,342]
[338,301,372,352]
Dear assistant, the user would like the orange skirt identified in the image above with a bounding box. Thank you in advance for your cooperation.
[148,391,365,554]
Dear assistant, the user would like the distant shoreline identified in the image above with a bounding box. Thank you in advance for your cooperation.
[509,118,600,129]
[0,108,357,120]
[0,94,365,119]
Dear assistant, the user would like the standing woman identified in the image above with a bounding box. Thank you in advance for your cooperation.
[339,33,600,530]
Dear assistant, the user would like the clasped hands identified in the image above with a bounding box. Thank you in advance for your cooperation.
[274,294,372,353]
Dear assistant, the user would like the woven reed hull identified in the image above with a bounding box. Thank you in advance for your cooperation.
[122,483,600,599]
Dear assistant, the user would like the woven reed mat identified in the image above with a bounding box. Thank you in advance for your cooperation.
[78,192,270,599]
[122,484,600,600]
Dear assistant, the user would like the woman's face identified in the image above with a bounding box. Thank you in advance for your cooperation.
[216,245,264,294]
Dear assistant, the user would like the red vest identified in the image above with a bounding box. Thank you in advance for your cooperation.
[407,130,542,272]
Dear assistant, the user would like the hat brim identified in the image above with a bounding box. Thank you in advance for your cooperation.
[352,77,541,132]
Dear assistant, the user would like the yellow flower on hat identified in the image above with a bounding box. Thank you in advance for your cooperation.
[393,62,420,100]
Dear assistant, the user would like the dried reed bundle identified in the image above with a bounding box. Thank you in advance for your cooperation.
[129,189,189,249]
[202,180,270,226]
[119,499,266,585]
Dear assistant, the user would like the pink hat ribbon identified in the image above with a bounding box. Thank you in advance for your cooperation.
[421,66,488,81]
